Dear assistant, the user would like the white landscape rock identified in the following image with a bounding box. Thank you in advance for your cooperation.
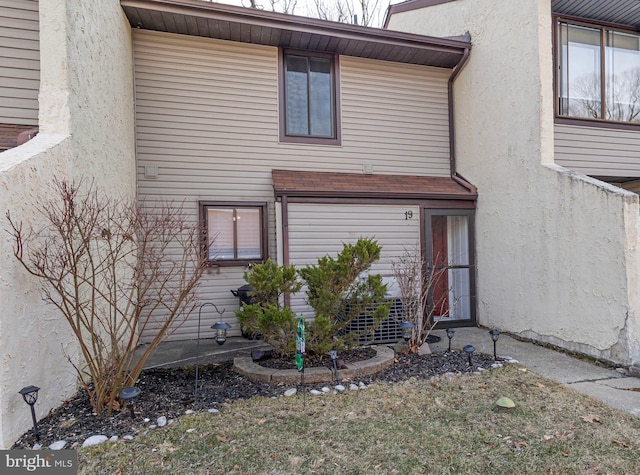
[109,436,118,442]
[284,388,297,397]
[157,416,167,427]
[207,408,219,414]
[491,363,504,369]
[335,384,345,392]
[81,435,109,448]
[358,382,367,389]
[123,435,134,440]
[310,389,323,396]
[143,418,150,423]
[32,444,42,450]
[149,425,157,429]
[49,440,67,450]
[185,409,195,415]
[321,387,331,393]
[349,383,359,391]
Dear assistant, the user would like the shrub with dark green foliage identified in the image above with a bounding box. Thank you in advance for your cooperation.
[300,238,391,353]
[257,304,297,355]
[235,259,302,354]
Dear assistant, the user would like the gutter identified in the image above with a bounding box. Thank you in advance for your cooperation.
[447,45,476,195]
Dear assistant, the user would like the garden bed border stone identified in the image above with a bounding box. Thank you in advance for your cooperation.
[234,345,395,384]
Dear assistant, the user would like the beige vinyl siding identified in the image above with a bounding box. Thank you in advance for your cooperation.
[0,0,39,125]
[554,123,640,177]
[133,29,451,340]
[287,203,421,318]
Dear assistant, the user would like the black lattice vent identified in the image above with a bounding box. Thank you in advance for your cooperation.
[342,298,405,344]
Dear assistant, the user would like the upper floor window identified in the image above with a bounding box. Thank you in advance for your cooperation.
[557,20,640,124]
[280,51,340,144]
[200,202,267,266]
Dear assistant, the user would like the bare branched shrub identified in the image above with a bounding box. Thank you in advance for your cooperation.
[7,180,206,414]
[391,246,449,354]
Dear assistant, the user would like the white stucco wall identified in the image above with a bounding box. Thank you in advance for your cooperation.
[388,0,640,366]
[0,0,135,449]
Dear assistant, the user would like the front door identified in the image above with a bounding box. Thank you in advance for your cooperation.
[424,209,475,325]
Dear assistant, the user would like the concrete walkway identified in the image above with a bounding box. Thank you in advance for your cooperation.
[143,327,640,417]
[429,327,640,418]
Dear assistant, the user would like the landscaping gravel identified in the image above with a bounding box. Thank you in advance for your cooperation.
[11,347,497,450]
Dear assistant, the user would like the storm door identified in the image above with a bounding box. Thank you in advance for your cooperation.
[424,209,475,325]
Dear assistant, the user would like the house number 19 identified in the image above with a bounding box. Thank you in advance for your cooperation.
[404,210,413,220]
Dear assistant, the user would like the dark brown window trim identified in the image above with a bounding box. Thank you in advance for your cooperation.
[553,15,640,126]
[553,14,640,35]
[555,116,640,132]
[278,49,342,146]
[199,201,269,267]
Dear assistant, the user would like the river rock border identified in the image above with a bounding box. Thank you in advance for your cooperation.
[234,345,395,385]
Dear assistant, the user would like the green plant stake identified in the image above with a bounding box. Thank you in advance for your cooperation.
[296,315,305,372]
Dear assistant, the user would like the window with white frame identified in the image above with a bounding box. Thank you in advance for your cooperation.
[557,20,640,123]
[200,202,267,265]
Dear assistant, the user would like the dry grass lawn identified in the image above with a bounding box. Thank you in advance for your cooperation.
[79,365,640,474]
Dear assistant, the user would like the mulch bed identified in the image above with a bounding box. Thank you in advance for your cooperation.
[11,347,497,450]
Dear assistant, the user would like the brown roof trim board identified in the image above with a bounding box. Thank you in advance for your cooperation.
[272,169,477,201]
[384,0,458,29]
[385,0,640,30]
[120,0,470,68]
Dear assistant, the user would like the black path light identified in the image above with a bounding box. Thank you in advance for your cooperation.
[119,386,141,418]
[463,344,475,367]
[329,349,340,383]
[19,385,40,440]
[446,328,455,352]
[400,321,415,342]
[195,302,229,401]
[489,329,501,361]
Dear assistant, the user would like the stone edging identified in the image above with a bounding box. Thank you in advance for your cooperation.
[234,346,395,384]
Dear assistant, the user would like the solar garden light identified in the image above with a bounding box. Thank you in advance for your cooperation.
[119,386,141,418]
[212,320,231,346]
[329,350,340,383]
[489,329,501,361]
[19,385,40,439]
[446,328,455,352]
[195,302,229,401]
[463,345,475,367]
[400,321,415,342]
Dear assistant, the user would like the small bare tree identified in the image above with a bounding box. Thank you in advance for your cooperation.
[391,246,449,354]
[7,180,206,414]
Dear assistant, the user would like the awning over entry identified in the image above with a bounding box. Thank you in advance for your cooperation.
[272,169,477,201]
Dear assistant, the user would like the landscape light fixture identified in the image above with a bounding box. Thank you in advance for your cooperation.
[329,349,340,383]
[19,385,40,439]
[119,386,141,418]
[446,328,455,351]
[463,345,475,367]
[195,302,228,401]
[212,320,231,346]
[400,321,415,342]
[489,329,501,361]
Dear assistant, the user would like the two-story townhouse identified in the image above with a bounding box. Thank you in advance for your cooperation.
[121,0,479,342]
[1,0,483,447]
[386,0,640,372]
